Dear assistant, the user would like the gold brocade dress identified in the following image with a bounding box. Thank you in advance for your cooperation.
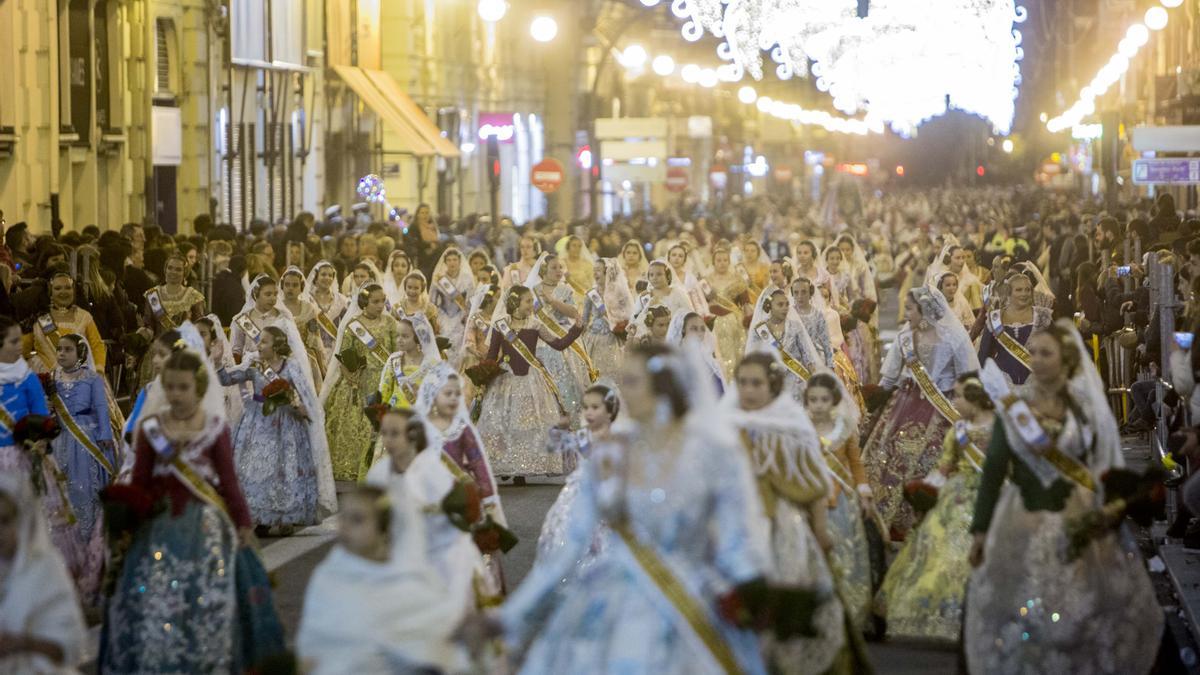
[875,419,991,642]
[708,274,748,380]
[323,313,399,481]
[285,299,330,389]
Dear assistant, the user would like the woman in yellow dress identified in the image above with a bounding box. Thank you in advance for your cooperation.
[27,271,126,440]
[617,240,649,294]
[138,253,205,386]
[555,235,594,302]
[280,266,330,388]
[704,244,751,379]
[738,240,771,298]
[366,313,442,474]
[876,373,994,642]
[320,283,401,481]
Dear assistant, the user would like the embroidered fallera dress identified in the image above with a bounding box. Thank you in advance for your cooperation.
[323,313,399,481]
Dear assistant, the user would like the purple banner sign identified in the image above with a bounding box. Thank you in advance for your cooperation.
[1132,158,1200,185]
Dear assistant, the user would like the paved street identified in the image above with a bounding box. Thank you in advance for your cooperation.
[258,479,957,674]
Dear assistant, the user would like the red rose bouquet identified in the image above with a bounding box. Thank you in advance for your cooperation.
[38,372,56,398]
[611,321,630,342]
[465,359,504,389]
[471,515,519,555]
[1064,466,1165,562]
[260,378,295,417]
[14,414,62,496]
[903,478,940,514]
[100,483,159,596]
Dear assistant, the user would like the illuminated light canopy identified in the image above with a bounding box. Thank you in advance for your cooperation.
[661,0,1026,136]
[1002,138,1014,153]
[1161,0,1184,8]
[738,85,758,104]
[530,15,558,42]
[477,0,507,23]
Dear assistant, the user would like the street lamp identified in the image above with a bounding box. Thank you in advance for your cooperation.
[738,85,757,104]
[1161,0,1183,8]
[1145,6,1168,30]
[530,15,558,42]
[477,0,507,22]
[1001,138,1014,153]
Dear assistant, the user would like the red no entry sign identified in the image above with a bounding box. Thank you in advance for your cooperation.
[665,167,689,193]
[532,158,565,193]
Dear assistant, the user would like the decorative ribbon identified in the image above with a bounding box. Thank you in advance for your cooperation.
[436,277,468,312]
[614,522,742,675]
[49,391,116,476]
[236,313,263,344]
[989,312,1032,370]
[494,320,567,415]
[818,436,858,497]
[536,305,599,382]
[348,319,392,366]
[0,399,15,433]
[979,361,1095,492]
[145,289,177,330]
[142,415,234,523]
[954,420,987,472]
[37,314,63,353]
[900,336,960,426]
[754,322,811,381]
[313,313,339,343]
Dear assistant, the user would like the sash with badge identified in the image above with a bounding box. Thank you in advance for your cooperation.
[494,318,567,415]
[436,276,468,313]
[389,356,421,406]
[347,319,392,366]
[753,322,811,381]
[535,292,598,382]
[898,333,961,426]
[988,310,1032,371]
[141,415,235,522]
[979,360,1094,491]
[312,312,339,343]
[37,313,63,350]
[145,288,177,329]
[48,387,116,477]
[235,313,263,346]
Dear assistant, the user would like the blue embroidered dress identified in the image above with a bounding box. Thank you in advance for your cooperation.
[49,367,117,602]
[500,427,769,674]
[219,358,319,527]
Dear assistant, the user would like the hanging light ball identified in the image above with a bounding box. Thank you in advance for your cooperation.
[356,174,387,204]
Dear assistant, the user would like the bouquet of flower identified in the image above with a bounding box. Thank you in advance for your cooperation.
[839,312,859,333]
[260,378,295,417]
[717,577,824,640]
[471,514,519,555]
[862,384,893,413]
[465,359,504,389]
[335,345,365,373]
[38,372,56,398]
[442,480,484,532]
[1063,466,1165,563]
[362,401,392,433]
[611,321,630,342]
[851,298,878,323]
[14,414,62,496]
[903,478,940,514]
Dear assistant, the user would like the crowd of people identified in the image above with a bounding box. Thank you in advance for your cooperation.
[0,183,1185,673]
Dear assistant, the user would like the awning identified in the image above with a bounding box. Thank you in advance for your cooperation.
[331,65,460,158]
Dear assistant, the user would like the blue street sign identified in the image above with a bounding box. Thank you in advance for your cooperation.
[1132,158,1200,185]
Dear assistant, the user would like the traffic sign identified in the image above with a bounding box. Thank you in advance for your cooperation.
[531,158,565,193]
[1132,158,1200,185]
[665,167,689,193]
[773,166,793,183]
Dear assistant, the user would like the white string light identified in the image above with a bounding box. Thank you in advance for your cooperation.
[1047,1,1178,133]
[660,0,1024,136]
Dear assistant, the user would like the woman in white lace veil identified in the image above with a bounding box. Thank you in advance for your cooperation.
[930,270,976,330]
[719,353,854,672]
[745,286,822,400]
[925,235,984,310]
[197,314,245,427]
[346,257,386,297]
[137,322,226,424]
[666,243,710,317]
[666,310,726,395]
[377,312,443,411]
[965,320,1156,674]
[863,286,979,539]
[233,274,320,393]
[628,260,695,339]
[429,247,476,360]
[305,261,348,351]
[0,472,88,674]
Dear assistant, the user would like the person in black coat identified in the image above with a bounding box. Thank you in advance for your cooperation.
[212,254,247,326]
